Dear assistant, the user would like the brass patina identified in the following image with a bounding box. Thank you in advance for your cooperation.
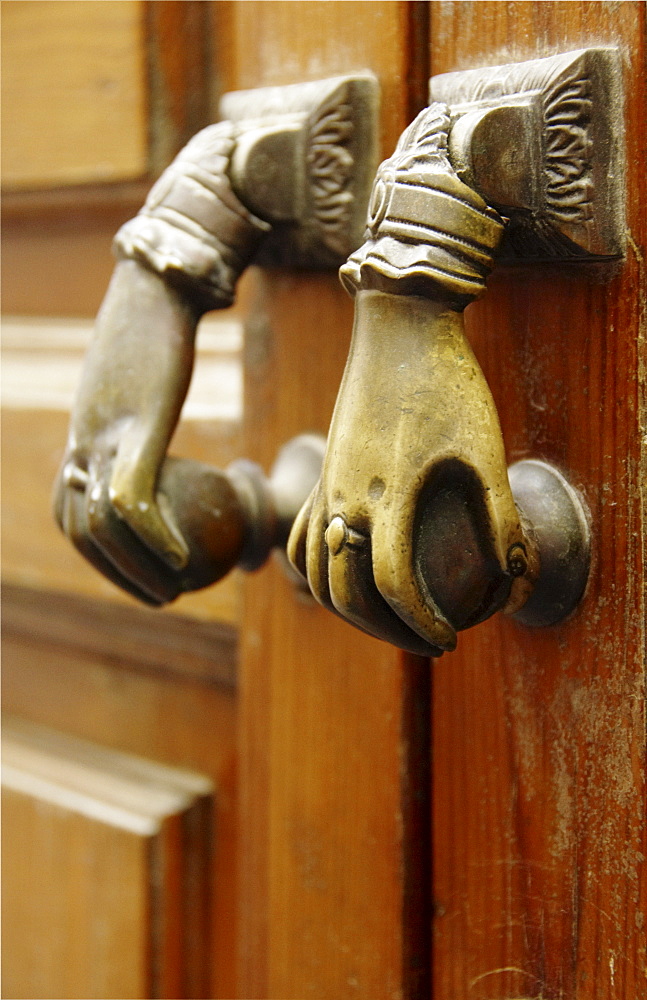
[288,105,537,655]
[53,76,376,602]
[55,52,620,647]
[288,49,622,653]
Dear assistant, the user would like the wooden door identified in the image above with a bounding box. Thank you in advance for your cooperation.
[2,4,239,997]
[2,3,645,999]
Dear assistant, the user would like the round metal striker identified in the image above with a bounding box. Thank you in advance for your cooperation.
[508,460,591,627]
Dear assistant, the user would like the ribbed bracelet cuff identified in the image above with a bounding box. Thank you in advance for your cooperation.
[114,123,271,310]
[340,105,505,310]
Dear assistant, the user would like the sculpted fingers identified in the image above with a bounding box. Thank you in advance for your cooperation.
[110,445,189,572]
[84,466,181,604]
[323,513,446,656]
[286,487,315,583]
[288,485,448,654]
[303,494,334,611]
[59,481,164,605]
[370,501,457,653]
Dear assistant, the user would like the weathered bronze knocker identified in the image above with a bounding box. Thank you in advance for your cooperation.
[288,48,623,653]
[53,75,377,605]
[55,50,623,651]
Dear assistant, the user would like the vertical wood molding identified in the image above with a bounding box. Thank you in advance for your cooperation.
[232,4,433,997]
[146,0,216,172]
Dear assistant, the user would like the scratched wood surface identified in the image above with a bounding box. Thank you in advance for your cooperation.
[428,4,646,998]
[226,3,433,997]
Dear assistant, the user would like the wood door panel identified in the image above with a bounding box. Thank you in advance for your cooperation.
[2,627,238,1000]
[428,4,646,998]
[2,716,213,1000]
[1,0,213,191]
[1,1,148,190]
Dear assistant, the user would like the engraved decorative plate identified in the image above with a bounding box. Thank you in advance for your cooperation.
[430,47,625,261]
[221,73,379,268]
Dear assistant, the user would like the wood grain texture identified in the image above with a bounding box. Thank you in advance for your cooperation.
[428,4,646,998]
[2,716,213,1000]
[146,0,216,172]
[227,4,433,997]
[1,633,238,1000]
[1,1,148,189]
[1,203,146,317]
[3,583,237,689]
[1,5,240,997]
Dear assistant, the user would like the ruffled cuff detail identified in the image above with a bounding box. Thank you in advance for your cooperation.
[339,105,505,310]
[114,123,271,310]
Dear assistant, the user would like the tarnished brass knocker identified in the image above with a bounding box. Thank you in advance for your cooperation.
[55,51,622,651]
[287,48,623,654]
[53,75,377,604]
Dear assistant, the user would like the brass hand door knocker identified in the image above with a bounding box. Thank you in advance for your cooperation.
[287,48,624,655]
[53,75,378,604]
[55,51,623,649]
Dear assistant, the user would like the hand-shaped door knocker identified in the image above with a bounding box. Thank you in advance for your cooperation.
[53,75,377,605]
[287,47,624,654]
[56,51,623,650]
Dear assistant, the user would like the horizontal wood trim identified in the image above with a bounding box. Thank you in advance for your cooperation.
[2,583,237,691]
[1,210,144,318]
[1,181,153,223]
[2,315,242,420]
[2,714,214,999]
[3,714,214,832]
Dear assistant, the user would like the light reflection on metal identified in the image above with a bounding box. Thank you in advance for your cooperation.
[52,76,376,601]
[288,50,618,653]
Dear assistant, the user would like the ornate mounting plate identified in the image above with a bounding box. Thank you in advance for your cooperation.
[430,47,625,262]
[220,74,379,268]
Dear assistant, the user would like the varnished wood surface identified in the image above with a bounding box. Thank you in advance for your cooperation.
[1,0,216,316]
[3,584,237,689]
[229,4,433,997]
[1,4,240,997]
[2,715,213,1000]
[3,3,644,997]
[428,4,646,998]
[2,631,238,999]
[1,1,148,189]
[146,0,215,172]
